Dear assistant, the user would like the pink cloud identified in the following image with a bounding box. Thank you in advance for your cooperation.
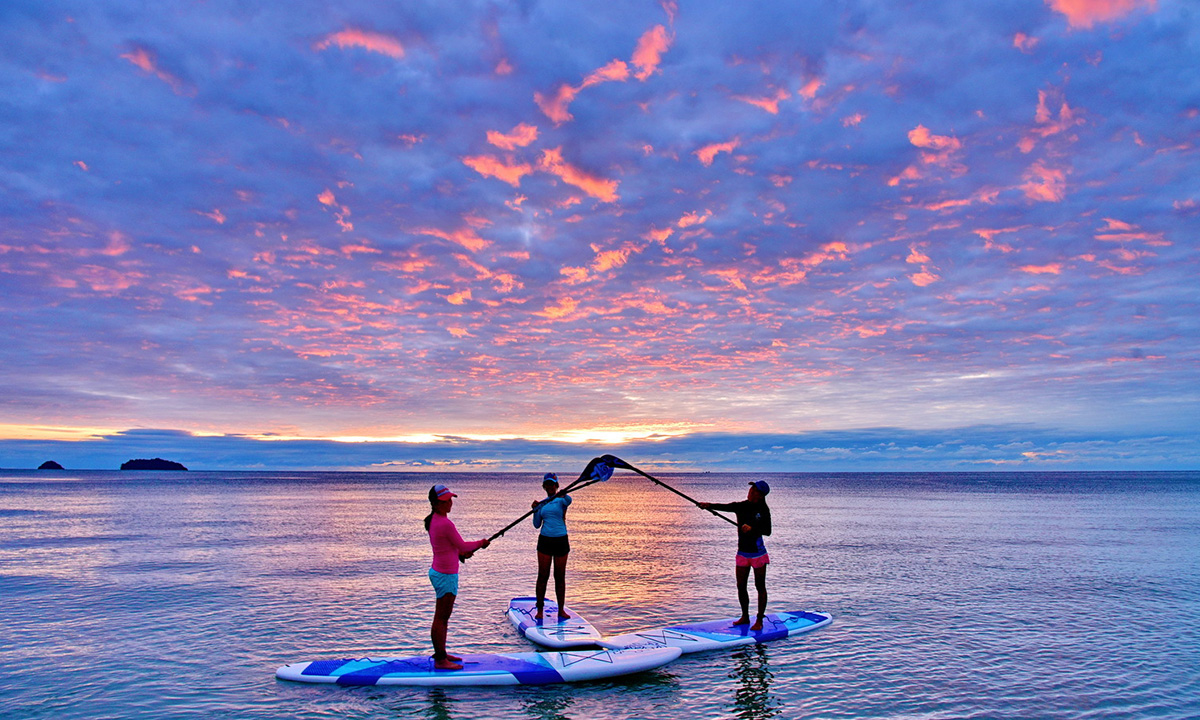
[536,297,580,319]
[1027,89,1084,146]
[1094,218,1169,246]
[678,210,712,228]
[1022,162,1067,202]
[632,25,672,80]
[695,138,740,166]
[314,28,405,58]
[592,248,632,272]
[560,266,590,285]
[462,155,534,186]
[538,147,619,202]
[120,45,190,95]
[645,227,674,243]
[735,87,790,115]
[1019,263,1063,274]
[417,225,490,252]
[910,271,940,287]
[101,231,132,257]
[196,208,226,225]
[534,28,669,124]
[74,160,89,171]
[974,227,1022,253]
[906,247,931,264]
[909,125,962,156]
[797,77,823,100]
[534,84,579,125]
[1013,32,1040,52]
[445,289,472,305]
[486,123,539,150]
[582,59,630,88]
[842,113,865,127]
[1046,0,1157,29]
[889,125,964,185]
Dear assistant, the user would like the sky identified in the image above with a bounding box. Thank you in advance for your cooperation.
[1,0,1198,471]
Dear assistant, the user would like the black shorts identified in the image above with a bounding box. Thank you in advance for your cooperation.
[537,534,570,557]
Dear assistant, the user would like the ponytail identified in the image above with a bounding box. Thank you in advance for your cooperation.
[423,485,439,532]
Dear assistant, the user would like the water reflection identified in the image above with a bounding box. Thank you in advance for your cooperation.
[423,688,456,720]
[729,644,779,720]
[521,689,573,719]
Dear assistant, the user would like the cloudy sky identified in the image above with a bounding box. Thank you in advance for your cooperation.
[2,0,1197,471]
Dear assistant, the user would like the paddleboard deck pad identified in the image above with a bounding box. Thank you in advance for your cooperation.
[507,596,603,649]
[597,610,831,654]
[275,646,680,686]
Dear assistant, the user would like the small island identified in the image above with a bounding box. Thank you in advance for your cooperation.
[38,461,65,470]
[120,458,188,471]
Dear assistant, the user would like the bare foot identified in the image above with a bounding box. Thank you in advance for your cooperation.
[534,610,543,621]
[558,610,571,621]
[445,653,462,661]
[732,616,750,626]
[750,616,764,631]
[434,658,463,670]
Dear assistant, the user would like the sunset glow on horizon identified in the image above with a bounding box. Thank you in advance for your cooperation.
[2,0,1197,471]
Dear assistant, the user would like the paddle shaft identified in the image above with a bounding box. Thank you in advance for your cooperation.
[619,463,738,526]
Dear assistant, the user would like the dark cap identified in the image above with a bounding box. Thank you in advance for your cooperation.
[749,480,771,496]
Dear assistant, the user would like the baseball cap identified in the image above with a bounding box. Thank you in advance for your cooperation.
[431,484,457,501]
[542,472,559,485]
[749,480,771,495]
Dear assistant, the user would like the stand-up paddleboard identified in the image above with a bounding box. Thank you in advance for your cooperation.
[275,646,680,686]
[597,610,831,654]
[507,596,603,649]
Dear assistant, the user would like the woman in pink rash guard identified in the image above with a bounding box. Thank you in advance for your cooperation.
[424,483,490,670]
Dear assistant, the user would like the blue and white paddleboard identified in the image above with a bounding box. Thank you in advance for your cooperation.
[597,610,832,654]
[275,646,680,686]
[507,596,603,649]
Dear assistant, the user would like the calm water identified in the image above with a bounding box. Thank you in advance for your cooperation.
[1,470,1198,719]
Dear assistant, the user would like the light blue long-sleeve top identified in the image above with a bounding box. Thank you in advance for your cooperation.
[532,495,572,537]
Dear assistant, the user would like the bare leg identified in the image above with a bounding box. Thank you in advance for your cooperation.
[432,593,461,670]
[553,553,570,620]
[733,564,751,624]
[534,551,552,620]
[751,564,768,631]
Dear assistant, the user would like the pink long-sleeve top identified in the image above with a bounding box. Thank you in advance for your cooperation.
[428,512,486,574]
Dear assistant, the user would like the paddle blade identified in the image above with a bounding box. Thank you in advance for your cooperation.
[590,459,615,482]
[599,454,632,470]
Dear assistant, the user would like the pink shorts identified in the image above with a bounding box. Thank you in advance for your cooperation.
[736,552,770,568]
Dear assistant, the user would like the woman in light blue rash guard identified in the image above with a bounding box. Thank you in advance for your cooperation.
[532,472,572,620]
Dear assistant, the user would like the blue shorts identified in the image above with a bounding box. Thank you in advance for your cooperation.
[429,568,459,598]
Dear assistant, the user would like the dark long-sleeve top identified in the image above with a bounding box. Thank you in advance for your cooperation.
[707,499,771,556]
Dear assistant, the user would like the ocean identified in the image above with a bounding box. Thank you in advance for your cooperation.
[1,470,1198,719]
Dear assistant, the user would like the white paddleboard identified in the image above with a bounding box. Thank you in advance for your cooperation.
[275,646,680,686]
[597,610,832,654]
[507,596,603,649]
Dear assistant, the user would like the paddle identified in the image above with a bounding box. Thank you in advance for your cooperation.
[601,455,738,526]
[486,456,615,542]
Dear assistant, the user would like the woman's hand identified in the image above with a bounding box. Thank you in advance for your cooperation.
[531,500,540,509]
[699,502,711,509]
[740,523,752,533]
[480,538,491,548]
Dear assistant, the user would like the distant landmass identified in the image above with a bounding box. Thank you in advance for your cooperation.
[38,460,64,470]
[120,458,188,471]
